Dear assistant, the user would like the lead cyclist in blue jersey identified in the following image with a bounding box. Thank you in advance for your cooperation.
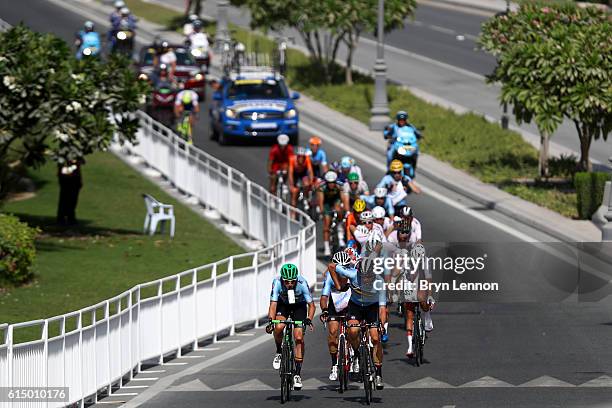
[266,264,315,390]
[328,232,387,390]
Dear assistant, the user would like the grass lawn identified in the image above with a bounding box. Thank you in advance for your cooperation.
[1,152,245,339]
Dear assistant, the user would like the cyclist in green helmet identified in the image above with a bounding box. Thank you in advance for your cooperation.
[266,263,315,390]
[343,171,369,209]
[174,87,199,144]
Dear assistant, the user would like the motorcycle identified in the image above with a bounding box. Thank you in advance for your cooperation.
[74,32,101,60]
[189,45,211,72]
[111,21,135,56]
[386,126,421,178]
[148,80,177,127]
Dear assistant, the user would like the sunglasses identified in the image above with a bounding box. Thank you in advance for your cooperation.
[392,171,402,175]
[364,221,373,225]
[349,181,359,185]
[282,279,297,284]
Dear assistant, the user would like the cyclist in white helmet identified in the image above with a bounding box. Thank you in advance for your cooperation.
[362,186,394,217]
[317,170,349,256]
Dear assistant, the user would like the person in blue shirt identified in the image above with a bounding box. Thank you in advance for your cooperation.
[307,136,328,179]
[75,21,101,59]
[383,110,422,145]
[361,186,394,217]
[109,1,125,27]
[377,160,421,214]
[328,232,387,390]
[266,263,314,391]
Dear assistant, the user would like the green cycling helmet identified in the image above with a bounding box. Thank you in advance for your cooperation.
[280,263,299,280]
[347,172,359,182]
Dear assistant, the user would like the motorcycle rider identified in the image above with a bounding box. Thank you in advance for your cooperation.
[110,7,137,53]
[183,13,200,36]
[186,19,211,70]
[109,0,125,27]
[157,41,177,80]
[384,111,422,172]
[387,127,419,178]
[75,21,101,59]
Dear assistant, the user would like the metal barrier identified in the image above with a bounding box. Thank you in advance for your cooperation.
[0,111,316,407]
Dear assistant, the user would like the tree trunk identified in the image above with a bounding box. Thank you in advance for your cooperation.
[538,131,550,178]
[575,121,593,172]
[345,32,354,85]
[194,0,202,16]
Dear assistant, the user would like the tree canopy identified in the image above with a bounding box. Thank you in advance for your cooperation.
[480,2,612,173]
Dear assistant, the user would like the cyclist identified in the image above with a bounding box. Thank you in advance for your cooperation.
[388,206,423,245]
[372,206,393,236]
[346,199,366,247]
[362,187,394,217]
[174,87,199,144]
[320,251,353,381]
[354,211,386,253]
[317,171,349,256]
[75,21,101,59]
[288,147,314,208]
[377,160,421,214]
[266,263,315,390]
[307,136,328,179]
[343,172,369,209]
[335,156,363,184]
[268,134,295,195]
[328,231,387,390]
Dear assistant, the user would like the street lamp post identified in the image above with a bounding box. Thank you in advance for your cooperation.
[369,0,391,131]
[214,0,230,52]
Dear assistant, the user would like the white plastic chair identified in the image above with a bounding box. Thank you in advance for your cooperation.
[143,193,175,238]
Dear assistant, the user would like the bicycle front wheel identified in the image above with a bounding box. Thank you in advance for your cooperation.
[413,317,421,367]
[280,341,291,403]
[359,343,372,405]
[338,336,346,393]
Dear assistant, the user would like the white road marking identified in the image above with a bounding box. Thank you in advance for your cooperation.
[164,362,189,366]
[579,375,612,387]
[178,355,206,358]
[519,376,576,387]
[460,376,513,387]
[140,370,165,373]
[97,401,127,404]
[399,377,455,388]
[200,347,221,351]
[110,393,139,396]
[429,24,456,35]
[216,340,241,343]
[122,386,149,389]
[236,333,255,336]
[132,377,159,381]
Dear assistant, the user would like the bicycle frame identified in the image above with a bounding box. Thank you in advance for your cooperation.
[272,318,303,403]
[349,321,379,404]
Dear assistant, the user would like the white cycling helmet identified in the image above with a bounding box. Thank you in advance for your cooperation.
[374,187,387,198]
[114,0,125,8]
[324,171,338,183]
[372,206,386,219]
[277,134,289,146]
[332,251,351,266]
[365,230,383,252]
[360,210,373,222]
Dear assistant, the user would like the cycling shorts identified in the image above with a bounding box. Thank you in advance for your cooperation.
[323,200,342,216]
[347,300,379,324]
[326,294,347,322]
[276,300,307,322]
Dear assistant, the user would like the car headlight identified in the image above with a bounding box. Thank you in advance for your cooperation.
[225,108,236,118]
[83,48,92,56]
[138,73,148,81]
[194,73,203,81]
[117,31,127,40]
[191,48,202,57]
[285,109,296,119]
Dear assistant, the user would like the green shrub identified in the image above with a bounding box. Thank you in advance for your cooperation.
[575,172,611,219]
[0,214,39,285]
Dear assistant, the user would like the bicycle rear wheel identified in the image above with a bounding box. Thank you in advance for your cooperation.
[413,316,421,367]
[359,344,372,405]
[418,317,426,365]
[280,341,291,403]
[337,337,345,394]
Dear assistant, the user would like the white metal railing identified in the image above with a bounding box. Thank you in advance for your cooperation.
[0,111,316,407]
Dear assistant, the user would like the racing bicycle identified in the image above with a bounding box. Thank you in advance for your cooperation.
[176,111,194,144]
[349,321,379,405]
[336,316,352,393]
[276,170,290,204]
[411,301,426,367]
[272,318,303,404]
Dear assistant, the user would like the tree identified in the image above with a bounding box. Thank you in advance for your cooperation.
[231,0,416,85]
[0,25,147,211]
[480,2,611,175]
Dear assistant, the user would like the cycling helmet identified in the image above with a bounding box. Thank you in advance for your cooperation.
[340,156,352,169]
[389,159,403,173]
[84,21,95,31]
[235,42,246,52]
[193,19,203,29]
[277,134,289,146]
[411,243,426,259]
[324,171,338,183]
[182,91,193,104]
[353,199,366,212]
[347,172,359,182]
[189,13,199,22]
[120,7,130,15]
[360,210,373,222]
[332,251,351,266]
[372,206,386,219]
[344,247,358,262]
[295,146,309,156]
[280,263,299,280]
[309,136,321,145]
[401,206,414,218]
[374,187,387,198]
[114,0,125,8]
[365,231,383,252]
[396,110,408,121]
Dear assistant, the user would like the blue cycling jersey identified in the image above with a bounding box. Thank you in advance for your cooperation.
[308,148,327,167]
[270,276,313,304]
[361,194,394,216]
[336,262,386,306]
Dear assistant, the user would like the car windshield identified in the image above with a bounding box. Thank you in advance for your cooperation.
[226,79,288,100]
[142,49,155,66]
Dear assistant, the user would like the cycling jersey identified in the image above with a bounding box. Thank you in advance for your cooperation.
[336,257,386,307]
[270,276,313,304]
[336,165,363,184]
[386,217,422,245]
[289,155,313,180]
[175,90,199,111]
[307,147,327,177]
[361,194,394,216]
[377,174,413,207]
[269,144,294,173]
[343,181,369,206]
[318,183,343,205]
[345,212,359,241]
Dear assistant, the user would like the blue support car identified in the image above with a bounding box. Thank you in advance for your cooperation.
[210,70,300,145]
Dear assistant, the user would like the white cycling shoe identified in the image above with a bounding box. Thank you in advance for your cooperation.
[323,242,331,257]
[351,357,360,373]
[293,375,303,390]
[329,365,338,381]
[272,353,282,370]
[423,311,434,332]
[406,336,414,357]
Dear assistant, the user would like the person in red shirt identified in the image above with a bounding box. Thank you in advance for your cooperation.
[268,134,294,195]
[288,147,314,208]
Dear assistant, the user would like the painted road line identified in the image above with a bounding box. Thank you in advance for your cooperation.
[132,377,159,381]
[122,386,149,389]
[178,355,206,359]
[97,401,127,404]
[140,370,165,373]
[164,362,189,366]
[236,333,255,336]
[199,347,221,351]
[110,393,139,396]
[216,340,241,343]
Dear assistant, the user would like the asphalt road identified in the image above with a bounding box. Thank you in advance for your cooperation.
[2,1,612,407]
